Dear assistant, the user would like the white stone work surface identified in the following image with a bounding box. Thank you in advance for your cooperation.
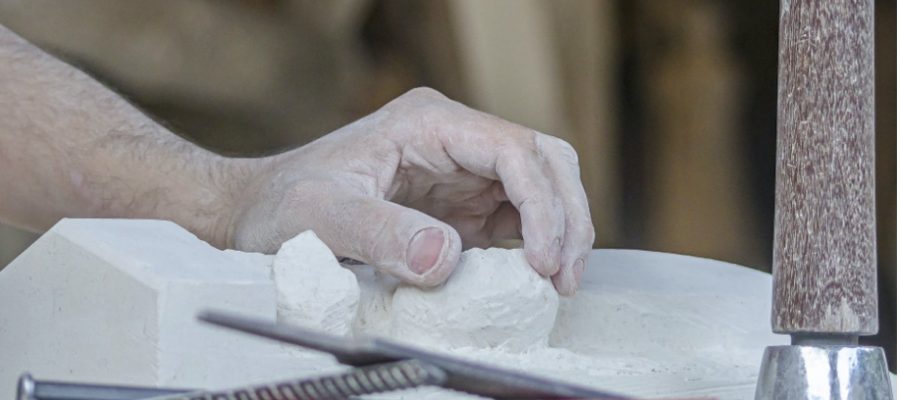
[0,218,810,399]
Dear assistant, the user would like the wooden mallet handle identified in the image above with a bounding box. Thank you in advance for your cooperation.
[772,0,878,337]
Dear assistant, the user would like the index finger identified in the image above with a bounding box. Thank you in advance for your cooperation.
[429,106,567,276]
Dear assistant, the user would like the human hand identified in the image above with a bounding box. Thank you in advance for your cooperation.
[225,88,594,295]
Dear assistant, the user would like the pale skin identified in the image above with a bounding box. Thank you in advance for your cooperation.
[0,24,595,294]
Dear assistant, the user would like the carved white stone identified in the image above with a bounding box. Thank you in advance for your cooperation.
[272,230,360,336]
[0,218,836,399]
[0,219,338,396]
[391,247,558,351]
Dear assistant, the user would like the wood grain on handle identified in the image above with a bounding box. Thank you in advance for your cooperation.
[772,0,878,335]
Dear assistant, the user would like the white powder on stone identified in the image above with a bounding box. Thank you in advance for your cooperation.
[271,237,556,349]
[389,247,559,351]
[272,231,360,336]
[269,235,785,399]
[348,265,399,338]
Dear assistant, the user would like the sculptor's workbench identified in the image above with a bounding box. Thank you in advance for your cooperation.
[0,218,793,399]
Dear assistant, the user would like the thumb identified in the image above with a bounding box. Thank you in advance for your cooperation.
[314,194,462,287]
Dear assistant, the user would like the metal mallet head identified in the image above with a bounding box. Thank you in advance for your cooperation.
[755,337,893,399]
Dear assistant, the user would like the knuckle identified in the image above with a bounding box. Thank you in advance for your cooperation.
[514,194,538,211]
[572,218,596,246]
[585,224,597,245]
[552,138,580,165]
[534,133,580,166]
[380,88,451,138]
[557,140,579,163]
[404,86,447,101]
[383,87,447,113]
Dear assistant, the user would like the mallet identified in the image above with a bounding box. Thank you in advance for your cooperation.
[755,0,893,398]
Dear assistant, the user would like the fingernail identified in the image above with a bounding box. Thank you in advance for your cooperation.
[571,259,585,290]
[407,227,445,274]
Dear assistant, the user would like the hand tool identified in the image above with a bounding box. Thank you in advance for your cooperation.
[196,309,633,399]
[17,309,633,400]
[18,360,442,400]
[755,0,893,398]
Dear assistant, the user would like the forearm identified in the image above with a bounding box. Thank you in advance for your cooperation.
[0,24,255,248]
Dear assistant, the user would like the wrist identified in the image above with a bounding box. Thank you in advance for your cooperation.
[202,154,270,250]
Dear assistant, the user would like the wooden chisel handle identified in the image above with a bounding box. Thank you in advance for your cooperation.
[772,0,878,337]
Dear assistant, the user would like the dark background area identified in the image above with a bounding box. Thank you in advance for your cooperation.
[0,0,895,371]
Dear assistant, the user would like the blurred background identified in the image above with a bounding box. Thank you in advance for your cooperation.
[0,0,895,369]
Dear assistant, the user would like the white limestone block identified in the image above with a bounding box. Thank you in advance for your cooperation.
[272,231,359,336]
[391,248,558,351]
[0,219,338,396]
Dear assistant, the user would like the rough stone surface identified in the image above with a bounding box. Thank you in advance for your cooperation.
[391,248,559,351]
[349,265,400,338]
[272,231,359,336]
